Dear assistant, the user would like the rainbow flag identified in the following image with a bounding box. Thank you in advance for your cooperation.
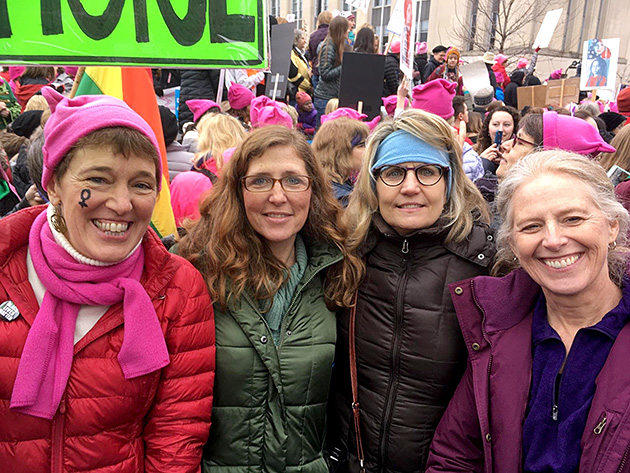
[74,67,177,238]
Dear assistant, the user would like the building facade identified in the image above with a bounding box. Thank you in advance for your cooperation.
[272,0,630,85]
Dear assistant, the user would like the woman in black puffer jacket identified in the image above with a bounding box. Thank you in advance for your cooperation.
[327,109,496,473]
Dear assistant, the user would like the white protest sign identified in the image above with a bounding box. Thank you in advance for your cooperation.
[532,9,563,49]
[580,38,620,91]
[399,0,417,78]
[460,60,491,96]
[286,14,296,22]
[348,0,371,14]
[387,0,405,35]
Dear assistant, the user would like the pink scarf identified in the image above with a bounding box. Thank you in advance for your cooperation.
[10,209,170,419]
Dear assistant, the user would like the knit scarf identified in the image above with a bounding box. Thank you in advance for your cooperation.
[262,235,307,345]
[10,208,170,419]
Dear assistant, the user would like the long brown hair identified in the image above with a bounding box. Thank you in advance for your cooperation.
[598,124,630,173]
[179,126,364,310]
[474,105,520,153]
[320,16,348,67]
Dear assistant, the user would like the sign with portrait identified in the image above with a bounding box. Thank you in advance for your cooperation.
[0,0,267,68]
[580,38,620,91]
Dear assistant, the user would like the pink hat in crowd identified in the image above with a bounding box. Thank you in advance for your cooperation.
[186,99,221,122]
[416,42,428,55]
[494,72,504,84]
[250,95,277,127]
[411,79,457,119]
[610,102,619,113]
[382,95,408,117]
[517,58,528,69]
[9,66,25,81]
[549,69,563,80]
[228,84,254,110]
[320,107,381,131]
[390,39,401,54]
[543,111,615,156]
[64,66,79,78]
[256,106,293,129]
[494,53,508,65]
[41,88,162,191]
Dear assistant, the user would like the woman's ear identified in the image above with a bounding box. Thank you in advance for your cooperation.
[46,175,61,206]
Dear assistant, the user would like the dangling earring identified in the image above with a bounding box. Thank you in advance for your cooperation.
[609,240,618,251]
[50,205,67,234]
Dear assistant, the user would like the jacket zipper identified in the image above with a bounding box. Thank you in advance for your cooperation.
[51,396,66,473]
[377,239,410,470]
[618,443,630,473]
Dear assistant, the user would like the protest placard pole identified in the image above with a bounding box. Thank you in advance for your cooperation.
[559,79,565,106]
[272,73,280,100]
[357,101,363,114]
[216,69,226,104]
[69,67,85,98]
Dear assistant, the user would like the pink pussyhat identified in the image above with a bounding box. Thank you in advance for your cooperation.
[416,42,428,55]
[382,95,408,117]
[228,83,254,110]
[411,79,457,119]
[9,66,25,81]
[517,58,528,69]
[543,111,615,157]
[186,99,221,122]
[549,69,563,80]
[494,72,504,84]
[494,53,508,65]
[41,88,162,191]
[256,105,293,129]
[64,66,79,78]
[320,107,381,131]
[250,95,276,127]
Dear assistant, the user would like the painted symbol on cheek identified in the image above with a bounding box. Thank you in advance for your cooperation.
[79,189,91,208]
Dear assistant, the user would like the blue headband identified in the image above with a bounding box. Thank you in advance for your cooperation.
[371,129,452,196]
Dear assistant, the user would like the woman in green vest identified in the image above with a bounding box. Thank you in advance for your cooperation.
[179,125,363,473]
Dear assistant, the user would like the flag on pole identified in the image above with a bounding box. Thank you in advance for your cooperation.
[74,67,177,238]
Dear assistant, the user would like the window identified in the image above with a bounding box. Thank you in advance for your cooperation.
[467,0,479,50]
[487,0,499,50]
[269,0,279,18]
[292,0,303,24]
[415,0,431,43]
[371,0,392,53]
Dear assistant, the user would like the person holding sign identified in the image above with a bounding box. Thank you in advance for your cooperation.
[0,89,215,473]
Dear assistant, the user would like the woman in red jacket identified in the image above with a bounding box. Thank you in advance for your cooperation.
[0,88,215,473]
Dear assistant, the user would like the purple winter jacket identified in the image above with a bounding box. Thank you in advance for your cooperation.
[426,268,630,473]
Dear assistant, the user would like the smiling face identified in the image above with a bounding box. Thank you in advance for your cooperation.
[434,51,446,63]
[510,173,619,300]
[376,161,447,235]
[242,145,312,261]
[47,146,158,263]
[489,111,515,142]
[447,54,458,68]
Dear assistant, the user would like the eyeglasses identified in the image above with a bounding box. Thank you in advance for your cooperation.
[514,135,537,147]
[375,164,447,187]
[354,140,366,148]
[241,175,312,192]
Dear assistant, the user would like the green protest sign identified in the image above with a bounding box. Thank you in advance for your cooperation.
[0,0,267,68]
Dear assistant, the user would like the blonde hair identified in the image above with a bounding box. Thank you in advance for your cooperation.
[196,113,246,169]
[598,124,630,174]
[312,117,369,183]
[24,95,49,113]
[281,104,298,128]
[179,126,364,310]
[325,98,339,114]
[494,150,630,285]
[346,108,490,251]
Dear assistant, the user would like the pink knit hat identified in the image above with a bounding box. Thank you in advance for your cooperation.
[41,88,162,191]
[494,53,508,65]
[9,66,25,81]
[549,69,563,80]
[416,42,428,55]
[517,58,528,69]
[411,79,457,119]
[228,84,254,110]
[250,95,276,127]
[256,105,293,129]
[390,39,401,54]
[543,111,615,156]
[186,99,221,122]
[320,107,381,131]
[494,72,504,84]
[382,95,408,117]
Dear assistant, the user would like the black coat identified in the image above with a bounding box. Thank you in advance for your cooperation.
[422,56,442,83]
[177,69,220,129]
[504,71,525,109]
[328,214,496,473]
[383,52,400,96]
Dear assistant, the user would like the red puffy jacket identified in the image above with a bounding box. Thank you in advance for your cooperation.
[0,206,215,473]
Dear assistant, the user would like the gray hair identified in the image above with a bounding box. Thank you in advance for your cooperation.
[577,102,601,119]
[494,149,630,286]
[293,29,305,47]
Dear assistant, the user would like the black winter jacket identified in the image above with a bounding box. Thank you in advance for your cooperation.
[422,56,442,83]
[382,52,400,97]
[328,214,496,473]
[178,69,220,128]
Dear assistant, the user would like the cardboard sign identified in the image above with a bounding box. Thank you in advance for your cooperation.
[545,78,580,107]
[265,22,295,100]
[517,85,548,109]
[0,0,266,68]
[460,60,491,97]
[339,52,386,120]
[580,38,620,91]
[532,9,563,50]
[399,0,416,78]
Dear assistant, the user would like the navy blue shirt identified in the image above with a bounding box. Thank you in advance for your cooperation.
[522,284,630,473]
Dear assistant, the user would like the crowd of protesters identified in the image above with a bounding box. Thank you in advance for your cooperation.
[2,10,630,473]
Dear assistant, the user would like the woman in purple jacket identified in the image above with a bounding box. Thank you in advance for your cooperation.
[427,150,630,473]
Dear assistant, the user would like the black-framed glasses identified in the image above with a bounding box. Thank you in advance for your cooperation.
[514,134,537,147]
[375,164,447,187]
[241,175,312,192]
